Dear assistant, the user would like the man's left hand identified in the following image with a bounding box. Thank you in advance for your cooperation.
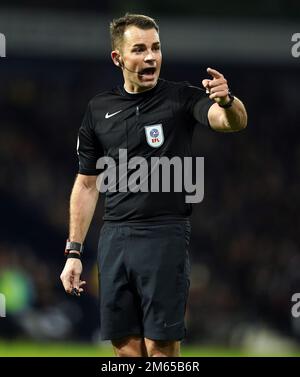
[202,67,230,106]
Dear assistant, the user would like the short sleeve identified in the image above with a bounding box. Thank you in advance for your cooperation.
[179,82,214,128]
[77,102,104,175]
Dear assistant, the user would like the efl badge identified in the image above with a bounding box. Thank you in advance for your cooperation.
[144,124,164,148]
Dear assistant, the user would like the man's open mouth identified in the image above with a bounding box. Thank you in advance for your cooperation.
[139,67,156,76]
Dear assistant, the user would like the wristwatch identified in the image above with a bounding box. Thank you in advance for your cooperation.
[65,239,84,257]
[218,92,235,108]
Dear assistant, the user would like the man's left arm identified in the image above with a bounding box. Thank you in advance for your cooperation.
[199,67,248,132]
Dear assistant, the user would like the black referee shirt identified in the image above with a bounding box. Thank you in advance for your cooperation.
[77,78,213,222]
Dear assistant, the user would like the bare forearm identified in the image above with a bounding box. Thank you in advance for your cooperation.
[69,176,99,242]
[208,97,248,132]
[221,97,247,131]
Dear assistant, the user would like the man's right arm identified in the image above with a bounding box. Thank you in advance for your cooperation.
[69,173,99,243]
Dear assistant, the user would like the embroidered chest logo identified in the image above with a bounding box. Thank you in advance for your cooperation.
[144,124,164,148]
[105,110,122,119]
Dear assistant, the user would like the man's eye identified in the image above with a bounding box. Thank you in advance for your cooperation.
[154,46,160,50]
[133,48,143,53]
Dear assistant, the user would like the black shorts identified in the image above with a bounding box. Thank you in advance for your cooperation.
[97,220,191,341]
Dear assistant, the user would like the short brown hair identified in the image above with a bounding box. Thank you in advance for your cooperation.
[110,13,159,51]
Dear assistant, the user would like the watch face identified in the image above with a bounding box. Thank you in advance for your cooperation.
[65,240,83,253]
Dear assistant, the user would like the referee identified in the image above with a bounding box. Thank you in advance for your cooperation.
[60,13,247,357]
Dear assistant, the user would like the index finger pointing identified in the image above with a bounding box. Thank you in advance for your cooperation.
[207,67,223,79]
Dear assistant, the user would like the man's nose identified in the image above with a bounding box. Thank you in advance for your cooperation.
[144,50,155,62]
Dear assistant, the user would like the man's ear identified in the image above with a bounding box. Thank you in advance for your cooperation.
[111,51,122,67]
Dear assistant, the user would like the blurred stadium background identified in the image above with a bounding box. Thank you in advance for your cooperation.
[1,1,300,357]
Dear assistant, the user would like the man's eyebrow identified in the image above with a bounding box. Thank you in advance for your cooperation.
[132,42,160,47]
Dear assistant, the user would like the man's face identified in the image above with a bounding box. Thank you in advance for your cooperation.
[116,26,162,92]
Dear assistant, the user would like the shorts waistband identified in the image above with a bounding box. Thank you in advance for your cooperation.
[103,218,190,227]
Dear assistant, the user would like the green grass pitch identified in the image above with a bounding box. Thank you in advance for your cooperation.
[0,341,299,357]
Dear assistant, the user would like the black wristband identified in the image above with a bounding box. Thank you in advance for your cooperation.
[66,252,81,259]
[218,92,234,108]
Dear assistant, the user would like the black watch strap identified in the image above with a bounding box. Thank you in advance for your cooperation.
[218,92,234,108]
[65,240,84,256]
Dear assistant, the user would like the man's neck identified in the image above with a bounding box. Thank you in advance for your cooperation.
[124,81,158,94]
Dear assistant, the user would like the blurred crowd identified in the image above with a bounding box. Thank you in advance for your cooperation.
[1,0,300,19]
[0,58,300,347]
